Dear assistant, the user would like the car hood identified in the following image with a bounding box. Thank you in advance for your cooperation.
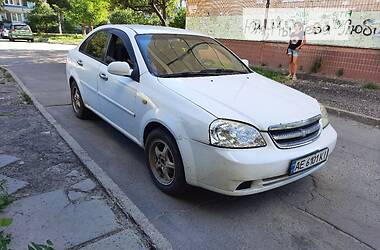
[157,73,321,130]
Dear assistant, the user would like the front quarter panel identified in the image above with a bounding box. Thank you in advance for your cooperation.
[136,74,216,183]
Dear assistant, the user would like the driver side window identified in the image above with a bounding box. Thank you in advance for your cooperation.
[105,35,133,67]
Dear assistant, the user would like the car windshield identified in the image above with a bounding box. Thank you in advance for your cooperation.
[14,25,30,31]
[135,34,250,78]
[4,23,11,29]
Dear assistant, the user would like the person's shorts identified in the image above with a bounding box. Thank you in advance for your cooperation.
[287,48,300,57]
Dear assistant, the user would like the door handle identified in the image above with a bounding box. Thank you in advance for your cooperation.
[77,60,83,66]
[99,72,108,81]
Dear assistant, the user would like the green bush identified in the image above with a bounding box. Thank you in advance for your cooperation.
[170,7,186,29]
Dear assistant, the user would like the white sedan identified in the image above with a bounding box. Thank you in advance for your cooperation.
[66,25,337,196]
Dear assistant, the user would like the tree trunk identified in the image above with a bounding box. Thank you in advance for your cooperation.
[81,23,86,35]
[151,1,167,26]
[57,12,63,35]
[90,20,94,31]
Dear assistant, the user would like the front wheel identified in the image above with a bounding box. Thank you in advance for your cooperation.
[145,128,188,195]
[70,81,90,119]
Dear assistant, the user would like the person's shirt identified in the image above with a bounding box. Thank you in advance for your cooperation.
[288,31,305,50]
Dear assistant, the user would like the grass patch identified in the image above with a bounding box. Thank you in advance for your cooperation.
[362,83,379,90]
[251,66,290,83]
[0,180,13,250]
[34,33,84,45]
[21,91,33,104]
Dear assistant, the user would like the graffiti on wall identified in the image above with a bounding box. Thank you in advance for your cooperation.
[186,7,380,49]
[243,8,380,43]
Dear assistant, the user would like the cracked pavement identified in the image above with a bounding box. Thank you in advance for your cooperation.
[0,68,150,249]
[0,42,379,249]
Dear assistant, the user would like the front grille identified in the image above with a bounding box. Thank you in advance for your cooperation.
[268,115,322,149]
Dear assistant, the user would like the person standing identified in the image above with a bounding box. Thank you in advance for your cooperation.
[287,22,306,80]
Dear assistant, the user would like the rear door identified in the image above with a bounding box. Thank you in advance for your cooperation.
[97,29,139,136]
[75,30,109,111]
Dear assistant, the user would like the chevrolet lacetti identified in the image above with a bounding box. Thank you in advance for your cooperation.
[66,25,337,196]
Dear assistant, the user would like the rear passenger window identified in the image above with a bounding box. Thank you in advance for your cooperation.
[80,31,109,62]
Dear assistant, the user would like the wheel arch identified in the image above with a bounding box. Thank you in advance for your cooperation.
[143,121,176,147]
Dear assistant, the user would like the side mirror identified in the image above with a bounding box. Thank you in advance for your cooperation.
[241,59,249,67]
[107,61,132,76]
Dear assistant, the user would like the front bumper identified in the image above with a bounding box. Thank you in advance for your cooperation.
[181,124,337,196]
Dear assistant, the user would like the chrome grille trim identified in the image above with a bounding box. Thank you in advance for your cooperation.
[268,115,322,149]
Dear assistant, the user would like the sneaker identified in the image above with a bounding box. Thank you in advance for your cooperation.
[292,75,297,81]
[287,74,292,79]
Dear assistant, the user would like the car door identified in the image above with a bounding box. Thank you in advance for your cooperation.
[75,30,109,111]
[97,29,140,137]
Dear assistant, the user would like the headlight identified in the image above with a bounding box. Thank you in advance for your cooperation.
[209,119,266,148]
[320,104,329,128]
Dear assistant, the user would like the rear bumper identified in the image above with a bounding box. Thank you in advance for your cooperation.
[181,124,337,196]
[9,34,33,40]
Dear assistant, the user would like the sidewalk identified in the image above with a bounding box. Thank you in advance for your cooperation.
[0,69,148,248]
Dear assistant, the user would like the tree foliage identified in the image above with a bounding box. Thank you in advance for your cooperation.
[109,9,160,25]
[68,0,110,34]
[110,0,179,26]
[28,2,58,33]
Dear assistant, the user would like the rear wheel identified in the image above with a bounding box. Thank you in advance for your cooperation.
[9,38,14,42]
[145,128,188,195]
[70,81,90,119]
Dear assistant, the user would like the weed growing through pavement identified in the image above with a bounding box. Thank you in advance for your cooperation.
[310,57,322,73]
[28,240,55,250]
[0,180,13,250]
[336,68,344,77]
[21,91,33,105]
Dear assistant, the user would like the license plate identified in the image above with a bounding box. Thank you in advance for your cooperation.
[289,148,329,175]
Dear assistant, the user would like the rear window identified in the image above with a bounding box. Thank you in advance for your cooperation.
[14,25,30,31]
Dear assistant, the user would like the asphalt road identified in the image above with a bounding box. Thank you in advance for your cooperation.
[1,44,379,250]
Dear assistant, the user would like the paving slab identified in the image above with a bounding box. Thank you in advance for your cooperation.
[0,154,19,169]
[4,189,122,249]
[0,174,28,194]
[71,178,97,192]
[80,230,147,250]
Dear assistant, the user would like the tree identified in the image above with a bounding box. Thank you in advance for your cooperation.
[110,0,178,26]
[27,2,57,33]
[109,9,160,25]
[68,0,110,34]
[46,0,71,34]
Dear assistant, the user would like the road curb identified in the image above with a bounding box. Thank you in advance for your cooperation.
[3,66,172,250]
[325,105,380,127]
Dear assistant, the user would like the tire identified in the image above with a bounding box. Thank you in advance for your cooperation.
[9,38,14,42]
[145,128,188,195]
[30,39,34,43]
[70,81,90,119]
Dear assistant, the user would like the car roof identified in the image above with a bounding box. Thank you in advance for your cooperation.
[99,24,210,37]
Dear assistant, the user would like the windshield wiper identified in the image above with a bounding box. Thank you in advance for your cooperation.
[159,71,218,78]
[159,69,248,78]
[199,69,248,74]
